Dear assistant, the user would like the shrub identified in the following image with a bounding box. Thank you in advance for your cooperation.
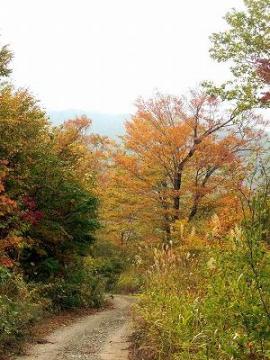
[116,270,144,294]
[42,263,105,311]
[90,240,128,291]
[0,266,44,350]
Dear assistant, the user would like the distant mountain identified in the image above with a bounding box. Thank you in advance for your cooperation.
[48,110,129,138]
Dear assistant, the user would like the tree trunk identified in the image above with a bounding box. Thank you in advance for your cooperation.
[188,194,200,222]
[173,172,182,220]
[159,181,173,243]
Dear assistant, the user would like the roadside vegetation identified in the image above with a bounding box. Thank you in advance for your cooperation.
[0,47,126,354]
[126,0,270,360]
[132,190,270,359]
[105,1,269,358]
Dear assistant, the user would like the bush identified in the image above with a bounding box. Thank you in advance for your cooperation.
[42,263,105,311]
[90,240,128,291]
[0,267,44,350]
[116,270,144,294]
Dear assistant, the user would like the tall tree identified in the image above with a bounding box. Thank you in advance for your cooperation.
[108,92,262,243]
[0,87,101,279]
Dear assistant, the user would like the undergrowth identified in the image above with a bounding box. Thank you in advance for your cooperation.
[133,195,270,359]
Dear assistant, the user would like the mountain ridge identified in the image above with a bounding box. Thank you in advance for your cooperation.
[48,110,128,138]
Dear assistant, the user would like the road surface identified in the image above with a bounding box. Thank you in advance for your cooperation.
[16,295,134,360]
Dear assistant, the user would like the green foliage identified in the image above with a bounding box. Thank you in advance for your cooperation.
[89,239,128,291]
[116,270,144,294]
[42,263,105,310]
[0,44,12,79]
[206,0,270,109]
[0,84,100,281]
[0,266,44,350]
[20,182,99,281]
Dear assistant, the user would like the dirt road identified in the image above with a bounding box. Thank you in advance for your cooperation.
[16,295,135,360]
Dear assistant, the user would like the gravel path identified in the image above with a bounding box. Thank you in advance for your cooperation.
[16,295,135,360]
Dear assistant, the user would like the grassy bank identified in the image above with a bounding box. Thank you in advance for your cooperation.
[132,197,270,359]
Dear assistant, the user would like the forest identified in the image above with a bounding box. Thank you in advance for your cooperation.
[0,0,269,359]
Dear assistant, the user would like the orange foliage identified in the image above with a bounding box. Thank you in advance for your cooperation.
[53,116,113,192]
[100,92,263,245]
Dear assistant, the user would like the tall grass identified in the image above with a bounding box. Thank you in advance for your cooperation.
[133,194,270,359]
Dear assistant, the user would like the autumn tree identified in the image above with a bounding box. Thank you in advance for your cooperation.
[0,84,102,279]
[53,116,112,192]
[18,117,103,279]
[106,92,263,244]
[99,163,162,245]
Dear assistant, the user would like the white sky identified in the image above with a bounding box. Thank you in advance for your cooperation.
[0,0,244,113]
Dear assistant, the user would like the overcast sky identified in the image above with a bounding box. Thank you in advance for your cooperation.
[0,0,244,114]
